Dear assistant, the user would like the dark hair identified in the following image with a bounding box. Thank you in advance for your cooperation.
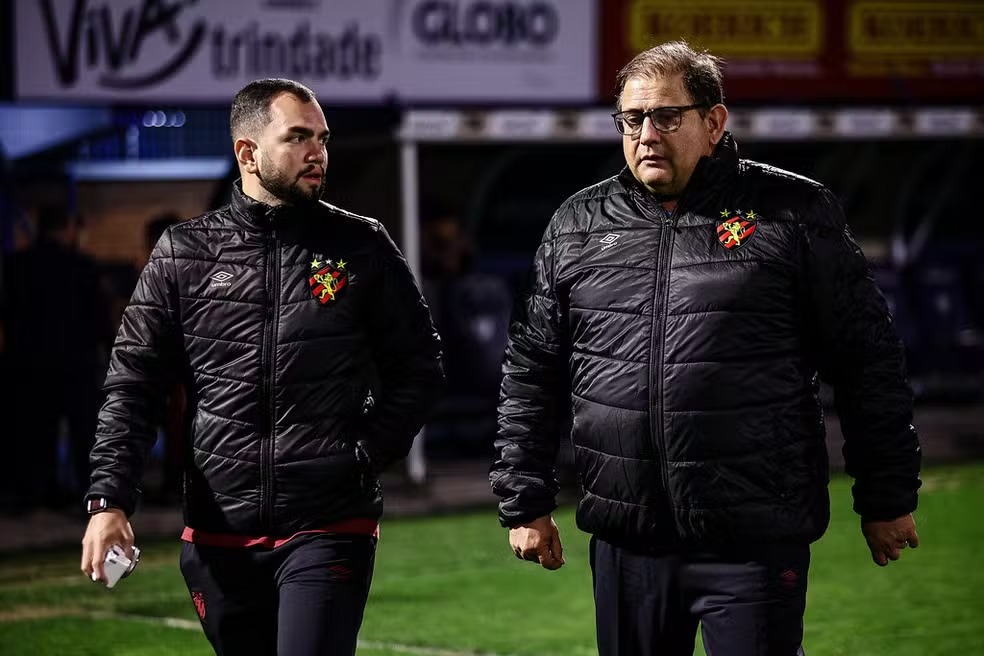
[614,40,724,112]
[145,211,182,250]
[230,78,317,140]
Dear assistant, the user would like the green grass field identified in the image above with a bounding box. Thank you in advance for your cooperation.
[1,463,982,655]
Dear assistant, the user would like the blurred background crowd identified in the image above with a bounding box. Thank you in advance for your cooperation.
[0,0,981,517]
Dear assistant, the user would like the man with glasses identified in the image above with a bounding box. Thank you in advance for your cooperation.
[492,41,920,655]
[81,78,443,655]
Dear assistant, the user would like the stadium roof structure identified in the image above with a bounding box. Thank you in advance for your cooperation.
[398,107,983,144]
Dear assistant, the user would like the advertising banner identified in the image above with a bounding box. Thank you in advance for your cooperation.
[14,0,597,104]
[15,0,393,103]
[600,0,984,103]
[846,1,984,81]
[392,0,596,103]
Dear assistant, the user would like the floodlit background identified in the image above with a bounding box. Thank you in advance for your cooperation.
[0,1,981,654]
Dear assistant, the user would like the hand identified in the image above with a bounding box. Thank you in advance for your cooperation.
[81,509,134,583]
[509,515,565,570]
[862,514,919,567]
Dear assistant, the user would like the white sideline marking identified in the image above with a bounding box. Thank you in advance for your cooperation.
[105,612,515,656]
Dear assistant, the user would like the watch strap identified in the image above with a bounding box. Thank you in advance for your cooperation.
[85,497,119,514]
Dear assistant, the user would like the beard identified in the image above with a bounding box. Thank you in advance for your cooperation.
[256,153,323,206]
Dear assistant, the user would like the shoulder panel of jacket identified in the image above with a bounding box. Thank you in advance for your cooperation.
[739,160,846,231]
[170,208,231,236]
[318,201,381,232]
[736,160,843,230]
[548,175,627,238]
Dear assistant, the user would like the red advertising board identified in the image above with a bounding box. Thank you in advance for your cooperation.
[599,0,984,103]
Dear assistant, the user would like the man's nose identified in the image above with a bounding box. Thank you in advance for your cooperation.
[639,116,662,146]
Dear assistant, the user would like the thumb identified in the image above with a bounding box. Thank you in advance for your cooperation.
[550,527,565,564]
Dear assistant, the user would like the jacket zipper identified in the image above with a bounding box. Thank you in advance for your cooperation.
[260,228,281,528]
[636,189,677,534]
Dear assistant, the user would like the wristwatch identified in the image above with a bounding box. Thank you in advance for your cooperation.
[85,497,120,515]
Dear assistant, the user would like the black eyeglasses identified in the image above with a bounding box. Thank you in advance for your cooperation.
[611,104,709,136]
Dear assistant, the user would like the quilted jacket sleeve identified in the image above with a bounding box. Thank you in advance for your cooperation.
[490,210,570,527]
[361,225,444,471]
[803,188,921,522]
[86,230,182,515]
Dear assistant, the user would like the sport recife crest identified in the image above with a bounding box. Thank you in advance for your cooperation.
[309,256,348,304]
[716,209,758,249]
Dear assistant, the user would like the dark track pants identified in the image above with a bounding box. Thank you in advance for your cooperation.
[180,533,376,656]
[591,536,809,656]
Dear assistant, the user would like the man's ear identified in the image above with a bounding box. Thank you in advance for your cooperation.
[234,138,258,173]
[706,104,729,145]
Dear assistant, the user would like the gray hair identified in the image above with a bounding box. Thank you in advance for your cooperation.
[614,40,724,111]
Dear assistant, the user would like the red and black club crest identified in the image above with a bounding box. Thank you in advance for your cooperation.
[309,256,349,304]
[191,591,206,621]
[716,208,758,249]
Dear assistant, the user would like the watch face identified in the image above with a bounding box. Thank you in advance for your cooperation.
[87,498,107,513]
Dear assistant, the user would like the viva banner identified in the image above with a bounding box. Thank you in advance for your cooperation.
[14,0,597,103]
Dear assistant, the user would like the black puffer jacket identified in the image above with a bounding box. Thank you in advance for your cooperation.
[492,134,920,547]
[88,183,443,536]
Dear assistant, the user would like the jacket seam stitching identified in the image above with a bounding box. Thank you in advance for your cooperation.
[571,391,645,413]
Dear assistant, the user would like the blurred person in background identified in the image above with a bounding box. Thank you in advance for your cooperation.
[419,199,471,391]
[80,78,443,655]
[419,200,511,459]
[419,197,473,325]
[0,204,111,514]
[491,41,921,656]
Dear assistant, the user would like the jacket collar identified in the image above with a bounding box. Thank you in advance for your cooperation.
[229,179,321,230]
[693,130,739,186]
[618,130,740,204]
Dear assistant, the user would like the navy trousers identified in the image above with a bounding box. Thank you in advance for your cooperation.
[591,536,810,656]
[180,533,376,656]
